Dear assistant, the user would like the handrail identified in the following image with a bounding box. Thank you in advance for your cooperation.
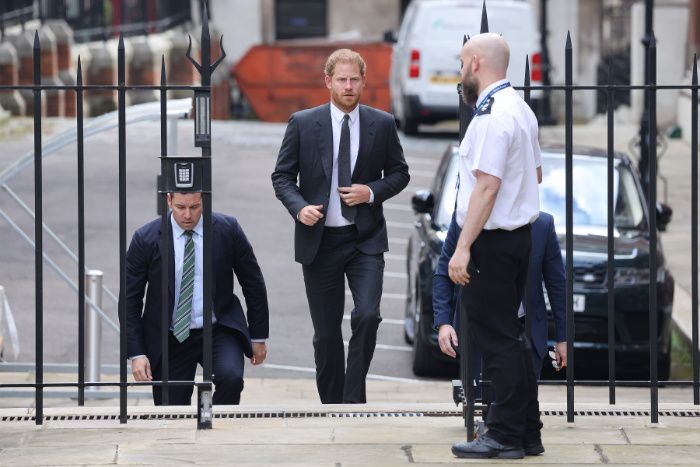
[72,12,192,43]
[0,6,33,24]
[0,99,191,333]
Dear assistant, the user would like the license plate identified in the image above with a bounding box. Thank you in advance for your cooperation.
[429,74,460,84]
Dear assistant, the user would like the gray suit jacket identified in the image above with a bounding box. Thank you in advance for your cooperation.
[272,103,410,265]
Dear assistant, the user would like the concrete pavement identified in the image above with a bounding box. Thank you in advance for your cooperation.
[0,376,700,465]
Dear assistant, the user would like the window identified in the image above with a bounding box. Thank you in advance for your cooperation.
[540,154,646,231]
[275,0,326,40]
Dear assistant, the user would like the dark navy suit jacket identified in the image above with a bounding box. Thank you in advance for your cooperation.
[271,103,410,265]
[433,211,566,365]
[122,213,269,365]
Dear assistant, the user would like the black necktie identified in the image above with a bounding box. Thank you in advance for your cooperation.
[338,114,356,222]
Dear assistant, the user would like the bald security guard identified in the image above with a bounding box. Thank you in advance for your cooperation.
[447,33,544,459]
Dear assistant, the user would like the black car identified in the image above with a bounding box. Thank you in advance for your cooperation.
[405,144,675,380]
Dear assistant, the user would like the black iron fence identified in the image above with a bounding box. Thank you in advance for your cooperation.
[0,1,697,433]
[0,2,221,428]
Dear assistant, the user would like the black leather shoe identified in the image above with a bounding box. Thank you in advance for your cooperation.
[524,441,545,456]
[451,434,524,459]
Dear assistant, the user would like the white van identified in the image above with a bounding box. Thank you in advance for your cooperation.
[389,0,541,134]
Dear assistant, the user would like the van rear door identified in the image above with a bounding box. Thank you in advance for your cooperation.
[407,4,481,107]
[407,1,541,107]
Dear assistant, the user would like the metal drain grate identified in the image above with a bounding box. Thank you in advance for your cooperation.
[0,411,450,422]
[3,409,698,422]
[1,413,198,422]
[541,410,700,417]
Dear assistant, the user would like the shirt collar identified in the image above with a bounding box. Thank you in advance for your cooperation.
[171,213,203,239]
[475,78,510,109]
[330,101,359,125]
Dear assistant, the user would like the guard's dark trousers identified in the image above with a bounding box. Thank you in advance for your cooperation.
[460,224,542,447]
[302,226,384,403]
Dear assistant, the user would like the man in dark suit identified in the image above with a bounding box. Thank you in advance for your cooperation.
[272,49,410,403]
[434,211,567,377]
[124,192,269,405]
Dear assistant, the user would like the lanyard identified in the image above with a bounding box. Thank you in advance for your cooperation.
[474,81,511,114]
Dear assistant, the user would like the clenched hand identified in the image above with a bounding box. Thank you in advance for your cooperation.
[299,204,324,226]
[338,184,371,206]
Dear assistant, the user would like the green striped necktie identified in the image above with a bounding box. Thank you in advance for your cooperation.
[173,230,195,343]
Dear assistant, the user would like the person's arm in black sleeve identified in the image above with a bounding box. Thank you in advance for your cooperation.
[123,229,154,381]
[271,114,308,220]
[123,230,149,359]
[366,114,410,203]
[230,218,270,342]
[542,216,567,368]
[434,217,460,358]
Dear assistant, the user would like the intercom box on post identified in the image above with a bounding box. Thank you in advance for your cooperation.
[159,156,206,193]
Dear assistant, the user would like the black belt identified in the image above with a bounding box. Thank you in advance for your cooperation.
[324,224,357,233]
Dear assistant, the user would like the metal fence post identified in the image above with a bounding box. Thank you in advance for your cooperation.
[565,30,575,424]
[184,0,226,430]
[85,270,103,390]
[33,28,44,427]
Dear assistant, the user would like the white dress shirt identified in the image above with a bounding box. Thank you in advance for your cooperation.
[325,102,374,226]
[171,214,209,329]
[455,79,542,230]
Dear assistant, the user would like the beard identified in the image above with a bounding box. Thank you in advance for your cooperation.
[331,90,361,111]
[461,75,479,107]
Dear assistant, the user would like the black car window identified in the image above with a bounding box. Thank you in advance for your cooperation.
[434,152,460,230]
[540,154,646,231]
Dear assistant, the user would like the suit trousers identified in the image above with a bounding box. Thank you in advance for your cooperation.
[151,324,245,405]
[460,224,542,447]
[302,225,384,403]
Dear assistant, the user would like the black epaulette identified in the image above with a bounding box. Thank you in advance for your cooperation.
[475,97,494,116]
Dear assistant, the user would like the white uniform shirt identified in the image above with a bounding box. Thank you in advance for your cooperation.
[455,79,542,230]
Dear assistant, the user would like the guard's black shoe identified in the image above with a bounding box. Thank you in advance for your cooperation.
[524,441,545,456]
[451,434,524,459]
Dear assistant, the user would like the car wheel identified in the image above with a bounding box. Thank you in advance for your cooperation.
[658,352,671,381]
[404,240,415,345]
[403,116,419,136]
[412,323,435,376]
[411,282,437,376]
[403,323,413,345]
